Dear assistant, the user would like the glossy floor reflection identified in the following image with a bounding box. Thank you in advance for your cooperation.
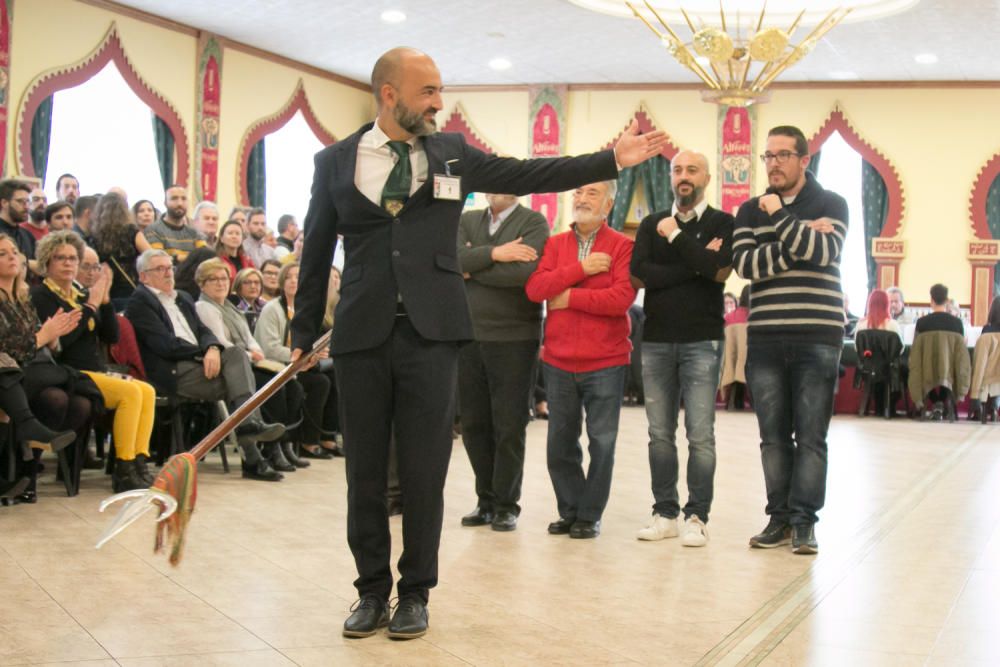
[1,409,996,666]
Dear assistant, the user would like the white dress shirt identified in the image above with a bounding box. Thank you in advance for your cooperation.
[146,285,199,346]
[487,202,519,236]
[666,198,710,243]
[355,121,427,205]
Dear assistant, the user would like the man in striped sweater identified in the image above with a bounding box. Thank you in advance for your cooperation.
[733,125,848,555]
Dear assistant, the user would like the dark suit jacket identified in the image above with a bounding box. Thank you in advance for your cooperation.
[291,123,618,355]
[125,283,221,393]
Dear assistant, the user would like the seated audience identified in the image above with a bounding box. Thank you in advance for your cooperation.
[915,283,964,335]
[255,261,342,458]
[259,259,281,301]
[142,186,207,264]
[45,200,75,232]
[31,231,157,492]
[131,199,158,232]
[215,220,254,280]
[194,258,305,479]
[125,249,285,473]
[0,180,36,263]
[231,267,266,331]
[0,234,96,503]
[90,193,151,310]
[192,201,220,247]
[854,289,902,339]
[173,247,218,301]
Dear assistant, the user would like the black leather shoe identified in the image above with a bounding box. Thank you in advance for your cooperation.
[547,518,573,535]
[749,521,792,548]
[387,596,428,639]
[491,511,518,532]
[112,458,148,493]
[570,520,601,539]
[134,454,155,485]
[241,460,283,482]
[300,444,334,459]
[343,596,389,638]
[281,442,310,468]
[235,419,285,442]
[792,524,818,555]
[461,506,494,527]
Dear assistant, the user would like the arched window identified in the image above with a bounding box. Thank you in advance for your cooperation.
[813,131,869,314]
[44,62,165,204]
[263,110,324,226]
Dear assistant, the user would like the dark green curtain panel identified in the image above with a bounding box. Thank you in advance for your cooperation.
[638,155,672,215]
[247,140,266,209]
[986,173,1000,299]
[31,96,54,184]
[152,114,175,190]
[861,159,888,293]
[608,165,638,231]
[806,149,822,176]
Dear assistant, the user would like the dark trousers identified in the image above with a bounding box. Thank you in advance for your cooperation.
[336,316,458,604]
[458,339,538,515]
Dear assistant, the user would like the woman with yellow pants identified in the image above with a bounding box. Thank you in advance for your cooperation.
[31,229,156,492]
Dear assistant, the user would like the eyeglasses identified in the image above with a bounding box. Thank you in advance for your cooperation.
[203,276,229,284]
[11,198,29,206]
[241,279,262,286]
[262,271,280,278]
[145,265,175,275]
[79,263,101,273]
[52,254,79,263]
[759,151,801,164]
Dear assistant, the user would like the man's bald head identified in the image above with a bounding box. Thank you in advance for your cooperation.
[671,150,712,209]
[371,47,429,108]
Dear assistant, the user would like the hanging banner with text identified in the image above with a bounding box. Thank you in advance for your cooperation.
[195,34,222,203]
[718,105,754,217]
[528,85,567,229]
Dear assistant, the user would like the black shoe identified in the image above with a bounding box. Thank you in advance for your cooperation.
[792,524,818,555]
[749,520,792,548]
[16,417,77,453]
[460,506,494,527]
[134,454,155,485]
[491,511,518,532]
[300,443,334,459]
[281,442,310,468]
[241,459,283,482]
[570,520,601,539]
[235,419,285,442]
[387,596,428,640]
[266,443,296,472]
[343,596,388,638]
[548,518,573,535]
[112,458,148,493]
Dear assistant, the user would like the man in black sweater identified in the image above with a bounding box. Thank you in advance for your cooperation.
[456,194,549,532]
[733,125,849,555]
[630,150,733,548]
[915,283,964,335]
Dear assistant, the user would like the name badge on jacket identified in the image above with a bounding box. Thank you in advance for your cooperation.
[434,174,461,200]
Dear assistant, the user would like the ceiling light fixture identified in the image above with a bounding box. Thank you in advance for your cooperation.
[380,9,406,24]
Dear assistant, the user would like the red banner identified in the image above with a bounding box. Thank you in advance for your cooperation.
[719,106,753,217]
[528,86,566,229]
[195,35,222,203]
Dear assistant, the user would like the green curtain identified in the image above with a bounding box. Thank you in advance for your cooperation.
[986,173,1000,299]
[247,140,266,209]
[152,114,175,189]
[638,155,672,214]
[608,165,638,231]
[861,159,887,292]
[807,149,822,176]
[31,96,54,184]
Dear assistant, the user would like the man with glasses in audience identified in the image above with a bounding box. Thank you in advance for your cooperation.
[126,249,285,443]
[0,180,37,263]
[55,173,80,205]
[143,186,208,264]
[733,125,848,556]
[21,187,49,241]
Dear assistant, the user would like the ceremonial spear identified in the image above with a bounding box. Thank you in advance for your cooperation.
[94,330,333,564]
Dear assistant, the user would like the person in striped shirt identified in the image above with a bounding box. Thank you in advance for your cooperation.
[733,125,848,556]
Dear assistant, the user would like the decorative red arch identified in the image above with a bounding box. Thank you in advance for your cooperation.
[441,104,497,154]
[969,153,1000,240]
[808,108,905,238]
[602,108,680,160]
[237,80,336,206]
[16,24,189,186]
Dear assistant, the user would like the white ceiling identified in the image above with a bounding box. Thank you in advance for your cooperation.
[113,0,1000,86]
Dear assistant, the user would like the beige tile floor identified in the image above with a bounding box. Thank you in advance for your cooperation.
[1,408,997,666]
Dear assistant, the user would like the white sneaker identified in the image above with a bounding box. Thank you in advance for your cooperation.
[636,514,679,541]
[680,516,708,547]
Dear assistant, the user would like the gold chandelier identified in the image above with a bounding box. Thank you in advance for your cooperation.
[624,1,851,105]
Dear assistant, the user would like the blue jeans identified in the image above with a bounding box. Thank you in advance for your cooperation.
[641,340,722,523]
[543,363,626,523]
[745,340,840,526]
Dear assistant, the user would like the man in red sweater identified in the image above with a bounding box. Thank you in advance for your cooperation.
[526,180,636,539]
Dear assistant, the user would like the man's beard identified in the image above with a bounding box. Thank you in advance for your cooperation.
[572,206,604,226]
[394,99,436,137]
[673,181,704,208]
[168,206,186,220]
[250,230,265,241]
[30,209,46,224]
[9,208,27,223]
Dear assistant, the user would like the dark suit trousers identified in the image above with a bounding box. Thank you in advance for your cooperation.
[336,315,458,604]
[458,340,538,515]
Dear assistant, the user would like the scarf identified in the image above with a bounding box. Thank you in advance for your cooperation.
[198,293,255,350]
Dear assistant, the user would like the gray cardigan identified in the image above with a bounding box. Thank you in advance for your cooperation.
[254,298,292,363]
[457,204,549,342]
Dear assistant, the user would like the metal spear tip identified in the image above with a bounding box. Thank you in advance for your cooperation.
[95,488,178,550]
